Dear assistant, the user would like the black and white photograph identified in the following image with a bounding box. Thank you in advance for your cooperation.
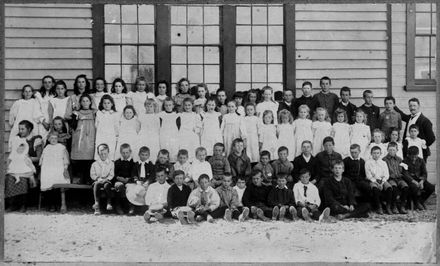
[1,0,439,264]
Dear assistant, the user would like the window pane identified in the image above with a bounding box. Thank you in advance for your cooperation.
[268,83,283,92]
[204,6,219,25]
[236,83,251,92]
[138,5,155,24]
[105,46,121,63]
[252,26,267,44]
[188,65,204,83]
[171,46,187,64]
[252,46,267,63]
[171,6,187,25]
[268,26,283,44]
[188,26,203,44]
[268,6,283,25]
[204,47,219,64]
[415,58,430,79]
[268,46,283,63]
[236,6,251,24]
[236,26,252,44]
[252,64,267,82]
[236,64,251,82]
[138,65,155,83]
[105,64,121,81]
[430,58,436,79]
[121,25,138,43]
[122,46,138,64]
[236,46,251,63]
[204,26,219,44]
[416,13,431,35]
[122,64,138,83]
[105,25,121,43]
[204,65,219,83]
[252,6,267,25]
[188,6,203,25]
[268,64,283,82]
[171,26,187,44]
[139,25,155,43]
[172,65,187,81]
[415,36,430,57]
[121,5,137,24]
[431,36,436,57]
[188,46,203,64]
[139,46,155,64]
[105,5,120,24]
[416,3,433,12]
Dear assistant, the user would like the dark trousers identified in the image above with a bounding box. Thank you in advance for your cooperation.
[195,206,227,219]
[43,189,60,208]
[389,179,408,207]
[296,206,321,220]
[5,194,27,210]
[353,180,373,202]
[71,160,94,184]
[409,180,435,204]
[93,181,113,203]
[371,186,392,208]
[330,202,370,218]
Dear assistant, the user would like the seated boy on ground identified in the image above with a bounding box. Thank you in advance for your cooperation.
[267,175,296,221]
[113,143,135,215]
[242,169,272,221]
[143,167,171,223]
[271,147,294,188]
[234,176,247,207]
[252,150,275,186]
[216,175,250,222]
[90,144,114,215]
[187,174,221,223]
[293,169,331,222]
[343,144,371,202]
[167,170,194,224]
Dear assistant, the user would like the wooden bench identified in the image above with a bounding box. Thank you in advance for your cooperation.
[38,184,91,213]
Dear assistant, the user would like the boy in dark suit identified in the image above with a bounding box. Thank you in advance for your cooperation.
[343,144,370,202]
[277,89,295,116]
[358,90,380,133]
[292,140,317,184]
[168,170,194,224]
[242,169,272,221]
[267,175,297,221]
[113,143,135,214]
[335,86,357,124]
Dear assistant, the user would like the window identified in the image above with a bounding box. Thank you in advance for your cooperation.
[406,3,436,91]
[170,5,220,95]
[235,4,284,92]
[104,5,155,89]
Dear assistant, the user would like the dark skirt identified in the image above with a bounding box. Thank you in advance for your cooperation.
[5,174,30,198]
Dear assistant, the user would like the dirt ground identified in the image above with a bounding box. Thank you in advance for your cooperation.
[4,200,436,263]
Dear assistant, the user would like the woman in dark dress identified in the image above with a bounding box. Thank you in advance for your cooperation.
[5,120,43,212]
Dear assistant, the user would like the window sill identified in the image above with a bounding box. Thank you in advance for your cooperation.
[404,83,436,92]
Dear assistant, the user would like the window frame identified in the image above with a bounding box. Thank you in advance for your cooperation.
[405,2,437,91]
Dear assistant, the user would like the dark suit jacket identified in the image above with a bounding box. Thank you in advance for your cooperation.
[278,101,295,116]
[395,107,435,157]
[130,161,156,184]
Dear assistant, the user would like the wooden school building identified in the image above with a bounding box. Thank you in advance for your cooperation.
[3,2,438,182]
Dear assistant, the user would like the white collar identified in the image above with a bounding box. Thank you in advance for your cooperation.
[302,154,311,161]
[340,101,349,106]
[350,156,360,161]
[276,185,288,189]
[121,157,132,162]
[138,160,151,164]
[411,112,422,119]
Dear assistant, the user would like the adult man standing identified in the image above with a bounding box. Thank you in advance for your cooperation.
[395,98,435,162]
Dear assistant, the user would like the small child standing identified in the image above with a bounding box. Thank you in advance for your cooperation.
[243,103,260,163]
[365,146,393,214]
[228,138,252,184]
[170,149,192,187]
[200,99,222,156]
[168,170,194,224]
[159,98,180,162]
[179,98,202,162]
[49,116,71,149]
[267,175,296,221]
[188,147,213,185]
[115,105,140,161]
[277,110,296,161]
[331,109,351,158]
[95,95,120,160]
[208,143,232,188]
[143,167,171,223]
[293,105,313,157]
[379,96,402,141]
[90,144,115,215]
[221,100,247,156]
[366,129,388,160]
[403,124,427,159]
[138,99,160,162]
[253,150,275,186]
[350,110,371,159]
[259,110,278,160]
[271,147,294,186]
[110,78,129,113]
[312,107,332,156]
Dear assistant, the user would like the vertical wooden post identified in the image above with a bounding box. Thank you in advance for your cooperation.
[284,4,296,97]
[155,4,172,96]
[60,188,67,214]
[220,5,236,99]
[0,0,5,262]
[92,4,105,79]
[386,3,392,96]
[406,2,416,89]
[435,2,440,264]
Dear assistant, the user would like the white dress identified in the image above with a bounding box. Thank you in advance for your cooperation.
[91,92,108,108]
[332,122,351,158]
[259,123,278,160]
[49,97,69,120]
[129,91,155,115]
[350,123,371,159]
[200,112,222,156]
[158,111,180,162]
[292,118,313,157]
[138,113,160,162]
[34,92,52,140]
[277,123,296,161]
[221,113,247,156]
[312,121,332,156]
[115,117,140,161]
[244,116,260,163]
[8,99,42,150]
[256,101,279,124]
[40,143,69,191]
[179,112,202,161]
[155,95,167,113]
[111,93,128,113]
[95,110,120,160]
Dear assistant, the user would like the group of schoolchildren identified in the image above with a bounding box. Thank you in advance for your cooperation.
[5,74,435,224]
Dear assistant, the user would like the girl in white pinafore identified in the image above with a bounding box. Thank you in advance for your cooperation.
[351,110,372,159]
[332,109,351,158]
[312,107,333,156]
[179,98,202,161]
[110,78,129,113]
[159,98,180,162]
[137,99,160,162]
[40,133,70,191]
[221,101,247,156]
[200,99,222,156]
[49,80,69,120]
[94,95,120,160]
[128,77,155,115]
[259,110,278,160]
[292,104,313,157]
[277,110,296,161]
[243,103,260,163]
[115,105,140,161]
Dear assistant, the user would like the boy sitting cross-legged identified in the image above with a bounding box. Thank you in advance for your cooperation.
[143,166,171,223]
[267,175,296,221]
[242,169,272,221]
[293,169,331,222]
[216,175,250,222]
[271,147,294,188]
[187,174,221,223]
[167,170,195,224]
